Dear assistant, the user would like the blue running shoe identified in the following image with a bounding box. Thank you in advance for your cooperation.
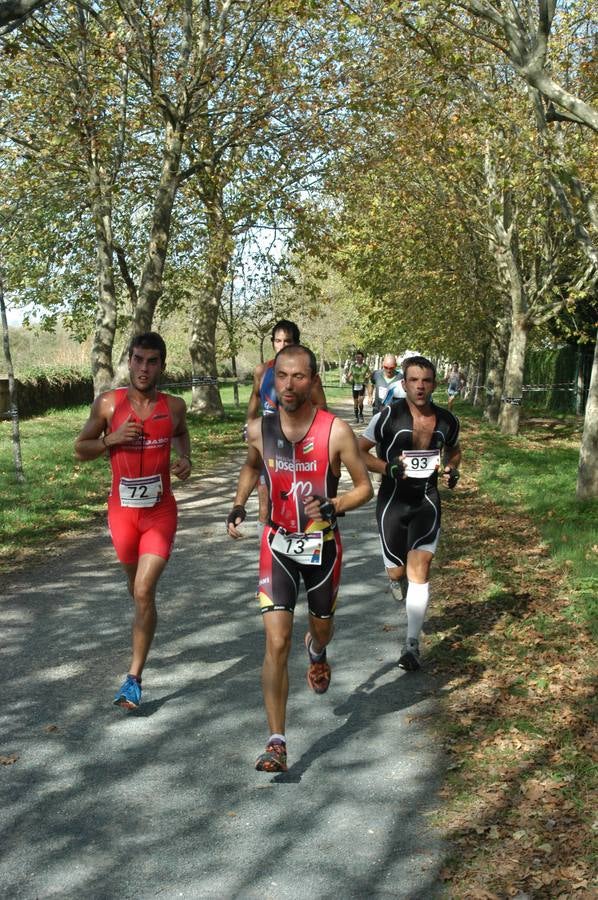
[113,675,142,709]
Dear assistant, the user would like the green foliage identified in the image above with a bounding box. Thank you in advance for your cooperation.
[473,410,596,634]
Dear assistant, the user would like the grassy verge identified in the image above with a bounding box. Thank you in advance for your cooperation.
[427,402,597,899]
[0,381,350,573]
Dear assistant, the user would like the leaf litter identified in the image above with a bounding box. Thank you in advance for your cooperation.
[426,418,596,899]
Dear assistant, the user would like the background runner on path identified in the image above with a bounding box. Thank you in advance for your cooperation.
[370,353,405,413]
[346,350,371,424]
[244,319,327,527]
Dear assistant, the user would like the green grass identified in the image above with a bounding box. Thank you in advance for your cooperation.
[459,403,597,637]
[0,380,355,572]
[0,384,252,571]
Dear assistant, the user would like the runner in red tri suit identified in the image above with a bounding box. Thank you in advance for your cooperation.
[227,344,372,773]
[75,333,192,710]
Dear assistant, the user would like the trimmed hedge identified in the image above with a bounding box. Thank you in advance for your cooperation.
[1,368,193,419]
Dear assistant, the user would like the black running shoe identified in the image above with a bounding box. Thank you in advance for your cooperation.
[399,639,421,671]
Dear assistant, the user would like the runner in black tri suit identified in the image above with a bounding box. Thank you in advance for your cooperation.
[358,356,461,672]
[227,345,372,773]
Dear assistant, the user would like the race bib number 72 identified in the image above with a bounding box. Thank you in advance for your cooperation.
[402,450,441,478]
[119,474,163,507]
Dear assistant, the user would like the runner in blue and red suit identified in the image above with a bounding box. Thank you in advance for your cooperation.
[228,345,372,773]
[75,333,192,710]
[358,356,461,672]
[245,320,327,527]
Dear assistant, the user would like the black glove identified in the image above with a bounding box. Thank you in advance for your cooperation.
[226,505,246,527]
[385,457,405,480]
[446,467,460,489]
[314,496,336,520]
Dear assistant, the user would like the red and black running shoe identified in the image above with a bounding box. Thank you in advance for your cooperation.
[304,633,331,694]
[255,740,288,773]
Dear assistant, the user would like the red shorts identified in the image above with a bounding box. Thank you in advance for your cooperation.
[107,494,177,565]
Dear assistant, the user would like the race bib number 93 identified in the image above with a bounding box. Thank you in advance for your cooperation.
[402,450,441,478]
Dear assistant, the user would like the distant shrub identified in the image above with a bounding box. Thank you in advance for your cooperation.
[12,369,94,417]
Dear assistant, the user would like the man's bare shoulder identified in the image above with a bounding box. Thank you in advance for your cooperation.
[95,389,119,414]
[330,415,356,443]
[253,360,269,378]
[81,389,117,430]
[246,417,262,441]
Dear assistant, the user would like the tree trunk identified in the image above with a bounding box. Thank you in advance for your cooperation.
[485,319,509,424]
[484,146,528,435]
[113,119,185,384]
[576,335,598,499]
[0,270,25,483]
[499,313,529,434]
[88,165,117,396]
[77,8,118,396]
[231,355,239,407]
[188,212,232,415]
[188,286,225,415]
[472,349,487,407]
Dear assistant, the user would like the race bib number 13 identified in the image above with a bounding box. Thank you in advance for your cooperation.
[402,450,441,478]
[119,474,163,507]
[271,529,324,565]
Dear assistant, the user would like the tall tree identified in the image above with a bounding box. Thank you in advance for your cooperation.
[441,0,598,130]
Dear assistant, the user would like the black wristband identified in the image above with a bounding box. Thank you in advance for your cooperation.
[318,498,336,520]
[226,505,246,526]
[447,468,460,489]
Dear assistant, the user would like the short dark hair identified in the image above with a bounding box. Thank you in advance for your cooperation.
[355,349,364,357]
[128,332,167,366]
[274,343,317,377]
[271,319,300,344]
[403,355,436,379]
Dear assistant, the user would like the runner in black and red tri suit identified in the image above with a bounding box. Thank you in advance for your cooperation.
[358,355,461,672]
[227,345,372,773]
[258,410,343,620]
[75,333,192,710]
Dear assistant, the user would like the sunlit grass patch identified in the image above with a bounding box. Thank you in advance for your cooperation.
[0,386,250,572]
